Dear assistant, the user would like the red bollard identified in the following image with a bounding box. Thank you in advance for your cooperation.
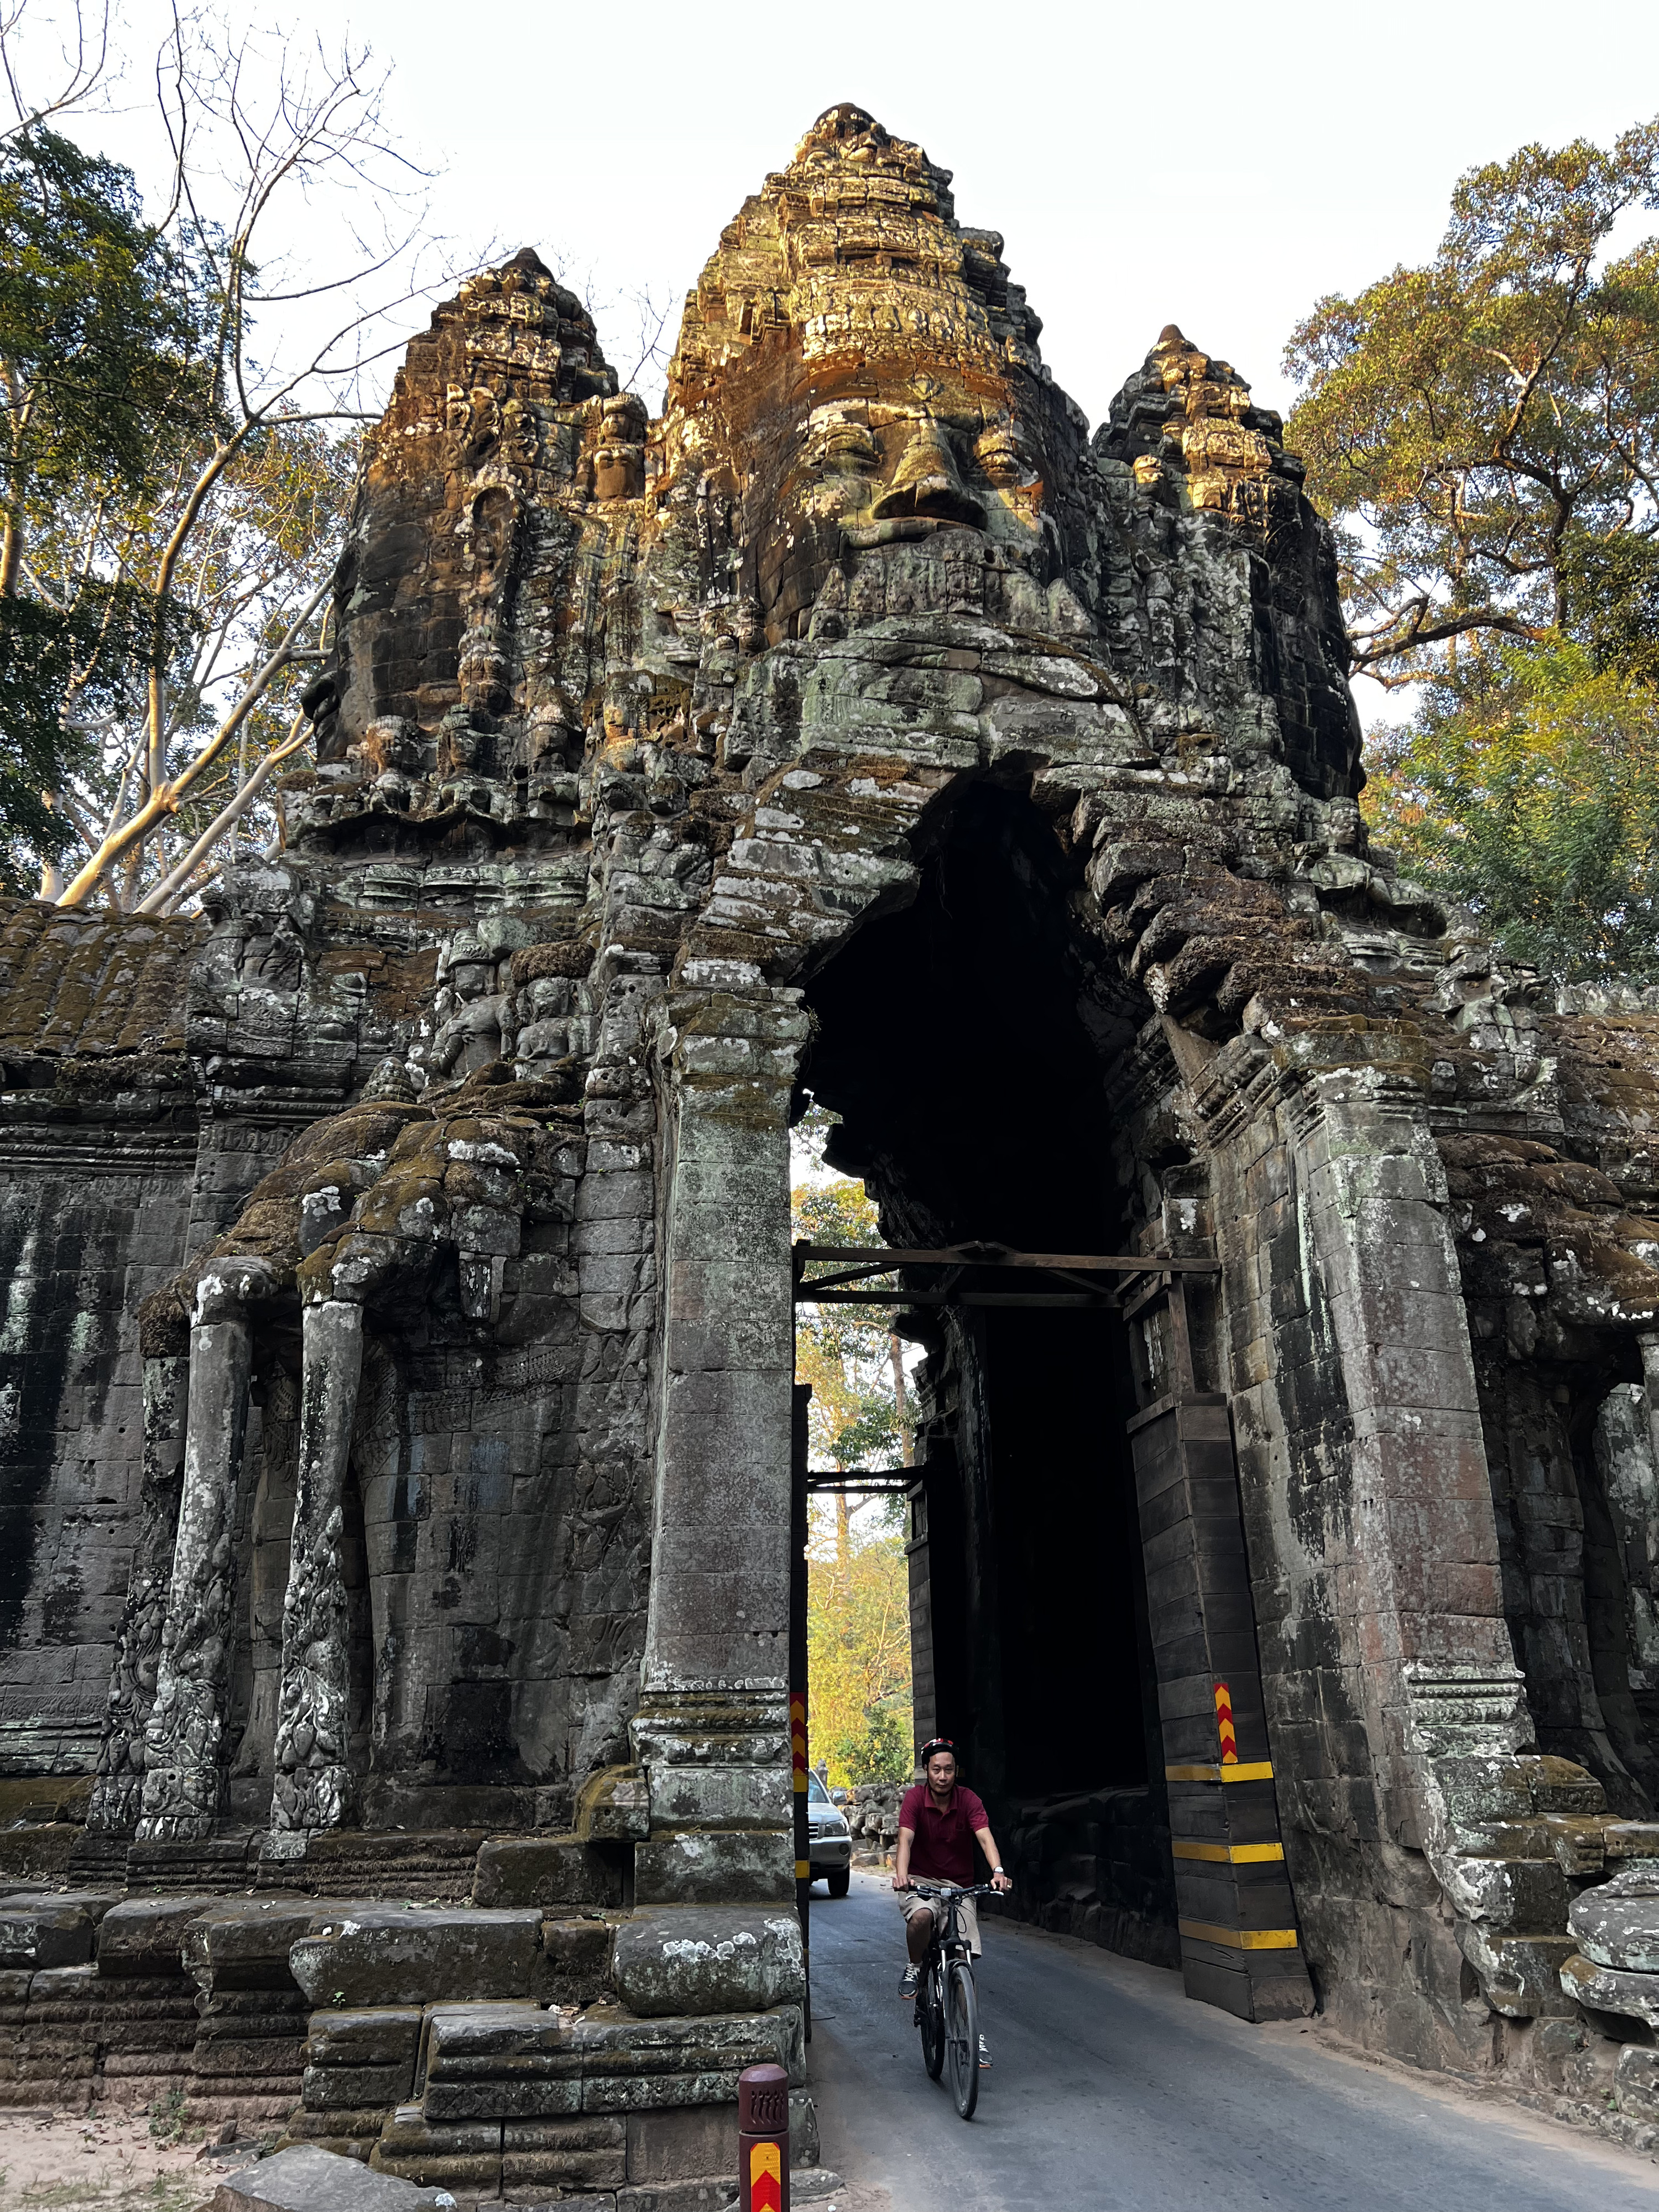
[738,2060,790,2212]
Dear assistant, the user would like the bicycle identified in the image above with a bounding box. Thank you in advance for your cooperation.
[906,1881,995,2119]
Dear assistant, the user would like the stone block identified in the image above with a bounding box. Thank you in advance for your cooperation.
[1569,1863,1659,1973]
[535,1917,614,2005]
[211,2143,453,2212]
[370,2104,502,2195]
[275,2108,388,2161]
[575,1767,650,1843]
[424,2075,581,2122]
[186,1901,335,1991]
[0,1891,121,1969]
[290,1908,542,2007]
[1444,1855,1568,1931]
[572,2001,803,2090]
[623,2103,735,2182]
[500,2115,626,2190]
[634,1830,794,1907]
[307,2007,424,2069]
[1457,1923,1577,2018]
[193,2035,310,2077]
[612,1909,804,2018]
[419,2000,580,2119]
[1524,1756,1606,1815]
[1616,2042,1659,2122]
[97,1896,216,1976]
[472,1835,622,1911]
[378,2106,500,2158]
[302,2062,416,2111]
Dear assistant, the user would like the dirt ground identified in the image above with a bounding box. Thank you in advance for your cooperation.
[0,2106,222,2212]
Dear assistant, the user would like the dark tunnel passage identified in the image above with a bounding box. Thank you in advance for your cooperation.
[797,780,1180,1958]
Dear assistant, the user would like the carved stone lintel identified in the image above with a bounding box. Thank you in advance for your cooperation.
[85,1355,188,1837]
[269,1296,363,1833]
[137,1264,268,1840]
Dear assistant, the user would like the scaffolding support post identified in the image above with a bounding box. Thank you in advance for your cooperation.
[790,1379,811,2040]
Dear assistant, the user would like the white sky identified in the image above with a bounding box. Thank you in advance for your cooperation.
[295,0,1659,434]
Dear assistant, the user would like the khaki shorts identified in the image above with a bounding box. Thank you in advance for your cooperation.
[899,1885,981,1957]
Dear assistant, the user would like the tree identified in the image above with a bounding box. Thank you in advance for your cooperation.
[792,1104,915,1786]
[807,1517,913,1788]
[794,1177,912,1470]
[1366,643,1659,982]
[1,1,459,908]
[1285,118,1659,685]
[0,119,209,886]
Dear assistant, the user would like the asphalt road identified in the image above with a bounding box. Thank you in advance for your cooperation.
[805,1869,1659,2212]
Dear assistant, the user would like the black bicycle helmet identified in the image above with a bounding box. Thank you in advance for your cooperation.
[917,1736,958,1766]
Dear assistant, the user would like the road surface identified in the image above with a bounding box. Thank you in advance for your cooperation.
[805,1869,1659,2212]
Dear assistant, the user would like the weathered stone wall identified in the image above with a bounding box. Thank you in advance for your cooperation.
[0,909,202,1775]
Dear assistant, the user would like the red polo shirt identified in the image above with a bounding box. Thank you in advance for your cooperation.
[899,1781,990,1885]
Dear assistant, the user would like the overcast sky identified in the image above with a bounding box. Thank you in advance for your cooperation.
[313,0,1659,431]
[30,0,1659,429]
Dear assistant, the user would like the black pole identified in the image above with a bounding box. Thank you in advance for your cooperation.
[791,1378,811,2041]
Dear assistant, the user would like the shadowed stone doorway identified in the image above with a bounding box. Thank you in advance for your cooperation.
[792,780,1313,2021]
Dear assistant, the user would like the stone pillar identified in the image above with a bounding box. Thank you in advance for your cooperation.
[615,986,809,2018]
[85,1354,189,1838]
[137,1261,268,1841]
[1292,1066,1520,1819]
[269,1296,363,1834]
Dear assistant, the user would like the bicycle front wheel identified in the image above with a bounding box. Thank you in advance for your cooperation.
[920,1960,946,2080]
[945,1958,979,2119]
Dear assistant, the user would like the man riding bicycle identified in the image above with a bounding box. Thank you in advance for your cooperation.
[893,1736,1012,2059]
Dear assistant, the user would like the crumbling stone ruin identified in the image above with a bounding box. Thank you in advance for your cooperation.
[10,100,1659,2166]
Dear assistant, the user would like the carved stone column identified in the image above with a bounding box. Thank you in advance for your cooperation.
[614,985,810,2019]
[269,1296,363,1835]
[85,1354,188,1838]
[1291,1067,1519,1796]
[137,1260,269,1841]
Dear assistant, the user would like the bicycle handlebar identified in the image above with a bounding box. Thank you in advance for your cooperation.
[904,1881,999,1898]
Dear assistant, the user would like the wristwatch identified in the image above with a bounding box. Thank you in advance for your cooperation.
[992,1866,1005,1876]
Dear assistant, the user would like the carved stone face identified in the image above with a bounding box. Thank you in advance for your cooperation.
[656,109,1068,641]
[467,489,518,591]
[974,424,1030,489]
[592,395,648,502]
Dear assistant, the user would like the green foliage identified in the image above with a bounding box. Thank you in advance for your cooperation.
[1285,117,1659,678]
[792,1105,914,1785]
[1365,642,1659,980]
[0,123,213,881]
[0,124,209,523]
[807,1517,913,1788]
[792,1164,911,1473]
[146,2085,187,2145]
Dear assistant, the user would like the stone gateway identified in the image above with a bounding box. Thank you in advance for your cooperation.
[7,102,1659,2169]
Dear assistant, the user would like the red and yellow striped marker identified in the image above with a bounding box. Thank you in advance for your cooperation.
[749,2139,782,2212]
[1214,1680,1238,1766]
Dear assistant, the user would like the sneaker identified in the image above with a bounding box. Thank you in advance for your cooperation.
[978,2034,991,2069]
[899,1964,920,2001]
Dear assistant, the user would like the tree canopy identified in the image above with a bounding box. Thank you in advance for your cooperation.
[1365,643,1659,980]
[792,1108,915,1786]
[0,122,210,883]
[1285,117,1659,685]
[1287,113,1659,982]
[0,1,453,906]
